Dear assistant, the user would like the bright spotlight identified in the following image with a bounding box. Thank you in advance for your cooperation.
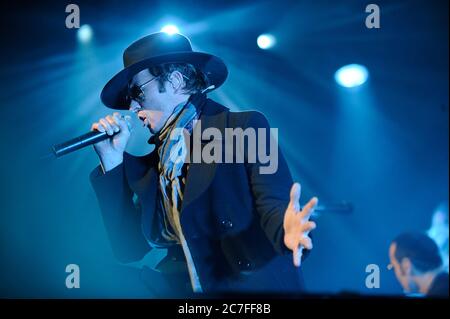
[257,34,276,50]
[161,25,180,35]
[334,64,369,88]
[77,24,93,43]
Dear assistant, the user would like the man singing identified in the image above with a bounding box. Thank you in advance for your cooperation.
[90,32,318,296]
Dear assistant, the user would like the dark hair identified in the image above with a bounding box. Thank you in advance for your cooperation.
[148,63,209,94]
[393,232,443,272]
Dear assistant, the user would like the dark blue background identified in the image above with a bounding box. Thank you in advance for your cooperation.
[0,0,448,297]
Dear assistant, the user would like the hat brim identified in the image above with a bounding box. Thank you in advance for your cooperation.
[100,52,228,109]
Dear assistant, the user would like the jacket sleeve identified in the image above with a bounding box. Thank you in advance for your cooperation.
[242,111,310,260]
[90,163,151,263]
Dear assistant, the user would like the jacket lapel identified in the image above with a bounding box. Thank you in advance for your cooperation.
[181,99,229,212]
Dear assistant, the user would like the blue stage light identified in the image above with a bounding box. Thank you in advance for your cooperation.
[257,34,276,50]
[77,25,93,43]
[161,25,180,35]
[334,64,369,88]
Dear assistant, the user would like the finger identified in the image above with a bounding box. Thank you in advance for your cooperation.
[91,123,102,132]
[293,245,302,267]
[113,112,132,132]
[106,115,120,132]
[289,183,301,211]
[301,221,317,233]
[92,122,105,133]
[299,196,319,221]
[112,113,126,131]
[106,114,119,127]
[99,118,113,135]
[299,236,313,250]
[99,118,113,134]
[124,115,133,131]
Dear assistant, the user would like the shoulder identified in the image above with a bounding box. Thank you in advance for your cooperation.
[228,110,271,129]
[206,97,270,127]
[428,272,449,297]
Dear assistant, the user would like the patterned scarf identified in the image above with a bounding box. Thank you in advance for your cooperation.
[152,94,204,244]
[150,94,205,292]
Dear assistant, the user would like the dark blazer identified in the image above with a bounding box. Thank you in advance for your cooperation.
[90,98,306,293]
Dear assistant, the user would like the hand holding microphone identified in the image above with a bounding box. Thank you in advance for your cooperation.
[90,112,132,172]
[51,112,133,168]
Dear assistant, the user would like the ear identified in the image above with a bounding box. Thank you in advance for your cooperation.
[169,71,185,92]
[400,257,412,276]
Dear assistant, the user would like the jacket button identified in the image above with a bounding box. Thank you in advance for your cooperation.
[221,219,233,229]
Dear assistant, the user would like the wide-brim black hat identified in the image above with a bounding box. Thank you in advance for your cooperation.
[101,32,228,109]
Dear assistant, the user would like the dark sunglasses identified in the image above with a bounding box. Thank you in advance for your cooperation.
[127,76,160,103]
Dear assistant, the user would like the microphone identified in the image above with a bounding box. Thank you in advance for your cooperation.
[52,130,117,158]
[301,201,354,217]
[52,114,132,158]
[313,201,353,214]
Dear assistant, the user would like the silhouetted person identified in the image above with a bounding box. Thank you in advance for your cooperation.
[389,232,449,297]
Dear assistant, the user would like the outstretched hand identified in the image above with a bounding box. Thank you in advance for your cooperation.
[283,183,318,267]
